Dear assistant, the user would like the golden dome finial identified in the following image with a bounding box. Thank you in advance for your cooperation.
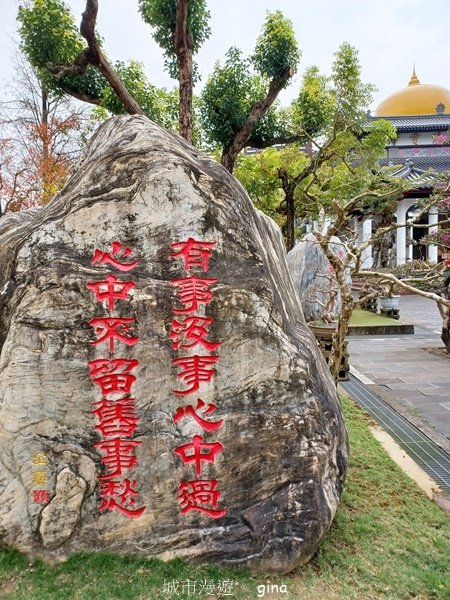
[409,64,420,86]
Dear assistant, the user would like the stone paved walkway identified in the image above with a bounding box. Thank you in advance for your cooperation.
[347,295,450,440]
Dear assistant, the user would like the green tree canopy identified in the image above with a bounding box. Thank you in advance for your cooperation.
[252,10,300,82]
[17,0,177,126]
[234,44,397,250]
[199,48,286,151]
[200,10,300,172]
[138,0,210,80]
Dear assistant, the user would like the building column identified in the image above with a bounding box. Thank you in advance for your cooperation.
[428,208,439,263]
[361,217,372,268]
[396,201,408,265]
[407,226,414,262]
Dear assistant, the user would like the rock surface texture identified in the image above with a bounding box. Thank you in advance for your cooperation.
[287,234,351,323]
[0,115,348,573]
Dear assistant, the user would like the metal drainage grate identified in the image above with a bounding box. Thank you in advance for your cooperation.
[341,375,450,495]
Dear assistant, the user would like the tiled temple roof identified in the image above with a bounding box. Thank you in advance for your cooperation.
[370,114,450,132]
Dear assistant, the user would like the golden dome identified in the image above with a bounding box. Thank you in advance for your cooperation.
[375,69,450,116]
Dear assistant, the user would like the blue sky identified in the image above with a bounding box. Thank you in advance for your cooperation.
[1,0,449,113]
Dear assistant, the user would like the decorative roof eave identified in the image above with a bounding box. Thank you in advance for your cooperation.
[379,159,440,188]
[369,114,450,132]
[379,156,450,175]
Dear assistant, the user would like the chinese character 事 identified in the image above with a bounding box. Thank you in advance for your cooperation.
[170,276,217,315]
[172,355,219,396]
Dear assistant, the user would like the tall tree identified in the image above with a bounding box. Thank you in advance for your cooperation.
[138,0,211,143]
[18,1,305,154]
[18,0,209,141]
[200,10,300,172]
[235,43,376,250]
[0,53,88,215]
[18,0,140,112]
[17,0,173,123]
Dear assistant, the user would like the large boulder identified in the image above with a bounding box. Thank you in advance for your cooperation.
[0,115,348,573]
[287,233,351,323]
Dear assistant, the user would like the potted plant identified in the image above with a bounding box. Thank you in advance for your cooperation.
[379,294,400,311]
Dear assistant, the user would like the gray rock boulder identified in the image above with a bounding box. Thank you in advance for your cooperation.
[287,233,351,323]
[0,115,348,573]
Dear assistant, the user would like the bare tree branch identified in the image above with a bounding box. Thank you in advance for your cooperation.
[48,0,143,115]
[221,67,295,173]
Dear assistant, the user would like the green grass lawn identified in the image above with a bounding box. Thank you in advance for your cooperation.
[1,397,449,600]
[349,307,406,327]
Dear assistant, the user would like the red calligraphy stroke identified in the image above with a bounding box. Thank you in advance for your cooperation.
[89,317,139,353]
[172,355,219,396]
[174,399,223,432]
[170,238,216,272]
[170,316,221,352]
[91,241,139,272]
[92,397,140,438]
[94,438,142,480]
[88,358,139,396]
[174,434,223,476]
[99,478,146,518]
[177,479,227,518]
[32,490,50,504]
[87,275,136,311]
[170,276,217,315]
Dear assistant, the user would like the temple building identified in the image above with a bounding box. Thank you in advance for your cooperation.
[361,69,450,267]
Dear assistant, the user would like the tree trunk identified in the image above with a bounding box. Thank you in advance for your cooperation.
[285,189,296,251]
[221,67,295,174]
[40,86,51,203]
[315,234,353,383]
[438,299,450,354]
[96,54,143,115]
[329,293,353,383]
[82,0,143,115]
[442,319,450,354]
[175,0,193,143]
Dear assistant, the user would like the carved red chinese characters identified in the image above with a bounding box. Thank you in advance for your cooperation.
[87,241,146,518]
[170,238,216,272]
[174,399,223,432]
[91,241,139,272]
[169,238,227,518]
[177,480,227,518]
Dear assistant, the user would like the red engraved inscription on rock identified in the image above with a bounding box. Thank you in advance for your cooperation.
[87,275,136,311]
[91,241,139,272]
[172,355,219,396]
[99,479,146,518]
[174,434,223,476]
[94,438,142,480]
[170,315,221,351]
[174,399,223,433]
[89,317,139,353]
[170,276,217,315]
[170,238,216,272]
[177,479,227,518]
[92,397,140,438]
